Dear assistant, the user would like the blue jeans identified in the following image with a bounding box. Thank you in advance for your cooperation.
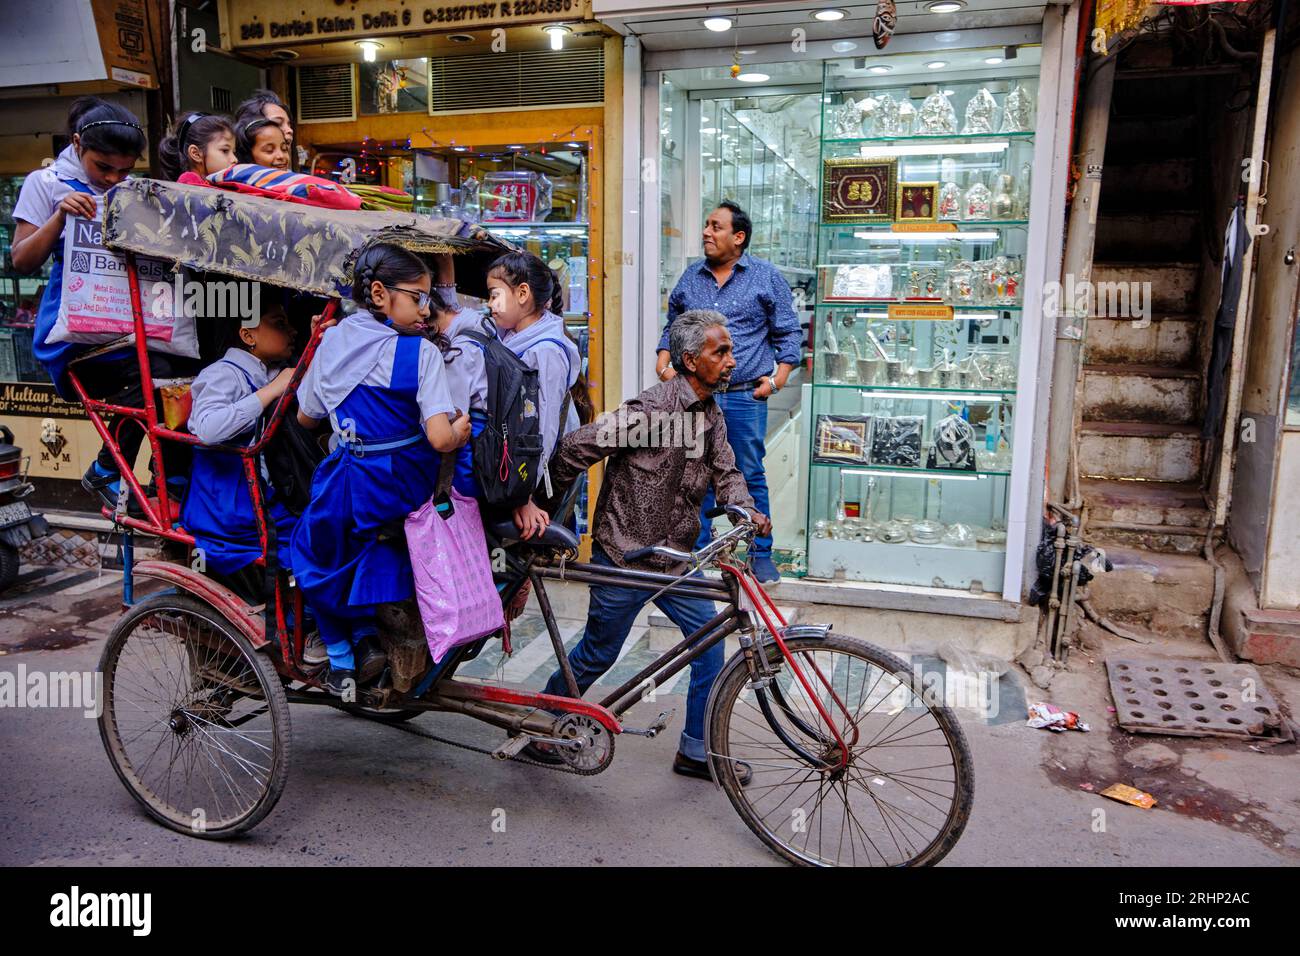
[696,389,772,559]
[541,546,724,760]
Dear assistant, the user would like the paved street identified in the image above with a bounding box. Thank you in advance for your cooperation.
[1,564,1295,867]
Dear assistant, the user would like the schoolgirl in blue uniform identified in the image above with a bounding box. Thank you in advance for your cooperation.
[485,252,582,539]
[291,243,470,694]
[10,97,194,513]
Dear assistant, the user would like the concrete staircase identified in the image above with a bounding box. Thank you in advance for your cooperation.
[1076,75,1216,639]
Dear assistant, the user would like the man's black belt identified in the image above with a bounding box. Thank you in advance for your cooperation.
[721,377,765,393]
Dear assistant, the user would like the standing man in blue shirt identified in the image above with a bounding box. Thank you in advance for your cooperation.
[655,200,802,583]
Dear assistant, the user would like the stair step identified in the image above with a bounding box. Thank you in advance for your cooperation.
[1083,314,1199,367]
[1081,366,1199,425]
[1092,262,1199,313]
[1095,212,1200,261]
[1099,158,1196,213]
[1079,420,1203,482]
[1083,363,1198,378]
[1081,420,1201,437]
[1104,115,1197,160]
[1083,545,1214,642]
[1081,478,1209,554]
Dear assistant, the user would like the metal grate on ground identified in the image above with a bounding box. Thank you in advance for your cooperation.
[1106,657,1290,740]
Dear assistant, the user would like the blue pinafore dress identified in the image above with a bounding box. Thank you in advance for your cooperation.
[289,334,441,646]
[180,360,297,575]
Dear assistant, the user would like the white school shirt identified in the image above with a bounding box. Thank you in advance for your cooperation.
[297,309,454,429]
[444,308,490,415]
[188,348,274,445]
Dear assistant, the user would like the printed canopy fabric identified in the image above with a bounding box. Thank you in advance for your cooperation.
[103,179,513,300]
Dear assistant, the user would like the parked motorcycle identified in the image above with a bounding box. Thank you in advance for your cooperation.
[0,425,49,591]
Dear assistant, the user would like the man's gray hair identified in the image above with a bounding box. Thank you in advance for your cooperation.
[669,309,728,373]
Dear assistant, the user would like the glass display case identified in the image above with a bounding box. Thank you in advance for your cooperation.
[805,54,1039,592]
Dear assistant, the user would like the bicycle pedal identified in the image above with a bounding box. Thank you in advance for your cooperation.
[492,736,532,760]
[622,710,674,737]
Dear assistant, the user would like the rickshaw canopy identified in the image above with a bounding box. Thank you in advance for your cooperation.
[103,179,515,302]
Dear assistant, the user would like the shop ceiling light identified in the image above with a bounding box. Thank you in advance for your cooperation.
[869,65,892,74]
[864,142,1009,157]
[355,40,382,62]
[843,467,980,481]
[926,60,947,69]
[934,31,960,42]
[853,230,1000,241]
[860,390,1005,403]
[927,0,966,11]
[543,24,571,50]
[452,146,468,152]
[832,40,858,53]
[984,55,1004,64]
[813,8,847,20]
[703,17,733,31]
[566,141,583,148]
[507,144,524,150]
[737,72,770,83]
[701,126,719,133]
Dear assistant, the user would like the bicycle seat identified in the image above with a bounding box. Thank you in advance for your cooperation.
[487,517,580,553]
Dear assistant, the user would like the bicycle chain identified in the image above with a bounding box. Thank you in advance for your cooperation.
[380,715,607,775]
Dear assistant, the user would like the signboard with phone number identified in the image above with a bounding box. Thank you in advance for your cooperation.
[229,0,591,46]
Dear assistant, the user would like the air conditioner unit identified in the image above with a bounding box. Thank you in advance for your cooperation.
[296,64,357,124]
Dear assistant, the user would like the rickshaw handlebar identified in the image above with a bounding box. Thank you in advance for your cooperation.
[622,504,755,566]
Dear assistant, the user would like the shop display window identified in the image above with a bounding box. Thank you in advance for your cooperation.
[805,48,1041,591]
[359,59,430,115]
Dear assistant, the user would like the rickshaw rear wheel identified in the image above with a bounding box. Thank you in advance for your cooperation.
[97,592,291,839]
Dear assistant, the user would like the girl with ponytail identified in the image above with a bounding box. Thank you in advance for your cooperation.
[158,112,236,184]
[290,241,470,695]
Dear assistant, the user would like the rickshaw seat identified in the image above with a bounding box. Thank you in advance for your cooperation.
[486,518,579,553]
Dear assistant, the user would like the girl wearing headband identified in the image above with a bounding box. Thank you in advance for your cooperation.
[234,116,290,171]
[159,112,236,184]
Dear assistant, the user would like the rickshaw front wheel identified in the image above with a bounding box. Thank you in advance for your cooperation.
[97,593,291,839]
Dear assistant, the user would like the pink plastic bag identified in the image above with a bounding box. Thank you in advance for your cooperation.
[405,489,505,663]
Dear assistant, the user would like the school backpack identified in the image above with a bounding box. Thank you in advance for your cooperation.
[461,317,545,509]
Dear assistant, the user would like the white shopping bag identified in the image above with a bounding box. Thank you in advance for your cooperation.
[48,209,199,358]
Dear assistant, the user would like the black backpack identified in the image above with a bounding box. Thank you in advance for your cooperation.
[461,317,545,509]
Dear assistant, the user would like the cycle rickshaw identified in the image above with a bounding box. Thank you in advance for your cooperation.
[84,178,973,867]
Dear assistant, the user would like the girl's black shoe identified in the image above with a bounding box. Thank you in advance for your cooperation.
[355,637,387,685]
[324,666,357,697]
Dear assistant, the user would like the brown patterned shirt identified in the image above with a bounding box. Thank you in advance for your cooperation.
[549,374,755,571]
